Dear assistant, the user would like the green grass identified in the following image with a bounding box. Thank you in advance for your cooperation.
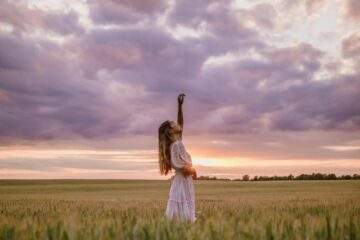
[0,180,359,239]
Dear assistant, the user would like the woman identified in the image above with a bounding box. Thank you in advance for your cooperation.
[158,93,197,222]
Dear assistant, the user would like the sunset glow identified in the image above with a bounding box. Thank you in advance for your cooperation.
[0,0,359,179]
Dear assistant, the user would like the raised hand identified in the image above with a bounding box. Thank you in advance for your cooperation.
[177,93,186,105]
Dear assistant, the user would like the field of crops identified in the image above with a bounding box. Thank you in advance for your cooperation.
[0,179,359,239]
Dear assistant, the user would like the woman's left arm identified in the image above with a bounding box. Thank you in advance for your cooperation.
[177,93,185,139]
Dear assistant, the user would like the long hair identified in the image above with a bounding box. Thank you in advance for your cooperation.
[158,120,172,175]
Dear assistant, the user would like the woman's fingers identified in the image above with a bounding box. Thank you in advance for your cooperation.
[177,93,186,104]
[192,169,197,179]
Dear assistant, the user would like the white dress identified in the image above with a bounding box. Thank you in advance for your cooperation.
[165,139,196,222]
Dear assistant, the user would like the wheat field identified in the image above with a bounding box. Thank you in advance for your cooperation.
[0,179,359,239]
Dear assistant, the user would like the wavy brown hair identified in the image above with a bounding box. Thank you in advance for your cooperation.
[158,120,173,175]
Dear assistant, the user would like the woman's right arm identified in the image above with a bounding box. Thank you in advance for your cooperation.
[177,93,185,139]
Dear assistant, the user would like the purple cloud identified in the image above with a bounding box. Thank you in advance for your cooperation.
[0,0,359,146]
[342,32,360,59]
[88,0,169,25]
[0,1,83,35]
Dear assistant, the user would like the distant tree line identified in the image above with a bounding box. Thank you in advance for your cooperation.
[195,175,231,181]
[195,173,360,181]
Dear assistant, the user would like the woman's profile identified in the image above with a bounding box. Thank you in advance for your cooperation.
[158,93,197,222]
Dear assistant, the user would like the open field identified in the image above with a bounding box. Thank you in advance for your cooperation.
[0,179,359,239]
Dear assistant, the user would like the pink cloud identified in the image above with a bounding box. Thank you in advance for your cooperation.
[88,0,168,25]
[306,0,326,15]
[344,0,360,22]
[0,2,83,35]
[283,0,326,15]
[342,32,360,59]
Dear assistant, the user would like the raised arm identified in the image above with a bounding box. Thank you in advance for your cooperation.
[177,93,185,139]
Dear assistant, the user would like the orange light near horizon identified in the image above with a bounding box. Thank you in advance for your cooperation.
[193,156,360,168]
[193,156,254,167]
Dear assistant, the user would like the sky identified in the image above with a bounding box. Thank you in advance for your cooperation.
[0,0,359,179]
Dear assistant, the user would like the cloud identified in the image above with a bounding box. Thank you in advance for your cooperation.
[282,0,326,16]
[87,0,169,25]
[322,145,360,151]
[306,0,326,15]
[342,32,360,59]
[0,1,83,35]
[0,31,134,141]
[0,33,38,70]
[249,3,277,30]
[268,75,360,131]
[344,0,360,22]
[0,0,359,146]
[0,157,157,172]
[186,41,360,134]
[167,0,271,38]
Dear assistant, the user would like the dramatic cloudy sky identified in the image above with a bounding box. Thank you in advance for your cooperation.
[0,0,359,179]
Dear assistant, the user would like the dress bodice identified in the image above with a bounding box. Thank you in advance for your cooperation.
[170,140,192,174]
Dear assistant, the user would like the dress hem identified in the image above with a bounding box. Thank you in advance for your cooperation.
[167,199,195,203]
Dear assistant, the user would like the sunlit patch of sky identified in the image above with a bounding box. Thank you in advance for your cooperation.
[322,145,360,151]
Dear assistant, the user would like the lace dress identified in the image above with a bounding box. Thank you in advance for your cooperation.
[165,139,196,222]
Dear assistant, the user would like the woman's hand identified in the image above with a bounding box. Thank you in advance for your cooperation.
[191,168,197,180]
[181,165,191,177]
[177,93,186,105]
[181,165,197,179]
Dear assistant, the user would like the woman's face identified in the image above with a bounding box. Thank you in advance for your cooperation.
[169,121,182,135]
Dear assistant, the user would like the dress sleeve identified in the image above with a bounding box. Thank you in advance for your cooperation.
[170,141,189,170]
